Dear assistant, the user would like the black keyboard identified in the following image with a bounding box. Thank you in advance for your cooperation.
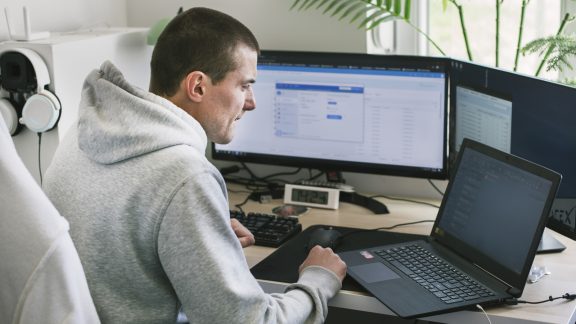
[375,244,494,304]
[230,210,302,247]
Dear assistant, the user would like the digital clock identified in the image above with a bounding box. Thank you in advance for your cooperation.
[284,184,340,209]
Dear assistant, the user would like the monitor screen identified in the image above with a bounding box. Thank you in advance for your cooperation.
[454,85,512,154]
[213,50,449,179]
[450,60,576,241]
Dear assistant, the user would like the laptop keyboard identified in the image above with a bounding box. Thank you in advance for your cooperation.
[375,244,495,304]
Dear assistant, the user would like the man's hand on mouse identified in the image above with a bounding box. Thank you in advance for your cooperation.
[299,246,347,282]
[231,218,255,248]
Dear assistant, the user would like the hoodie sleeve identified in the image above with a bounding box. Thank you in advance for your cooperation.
[156,171,341,324]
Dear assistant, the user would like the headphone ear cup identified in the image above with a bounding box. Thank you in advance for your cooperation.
[20,90,61,133]
[0,98,22,135]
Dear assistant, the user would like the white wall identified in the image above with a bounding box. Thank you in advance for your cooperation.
[0,0,127,41]
[125,0,367,53]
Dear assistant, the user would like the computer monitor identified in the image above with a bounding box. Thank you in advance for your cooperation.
[450,59,576,245]
[212,50,449,180]
[454,85,512,154]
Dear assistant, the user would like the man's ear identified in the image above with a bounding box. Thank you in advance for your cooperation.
[184,71,207,102]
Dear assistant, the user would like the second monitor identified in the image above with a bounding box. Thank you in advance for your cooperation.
[450,59,576,246]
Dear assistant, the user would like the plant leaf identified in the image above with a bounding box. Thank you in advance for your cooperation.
[394,0,402,15]
[559,78,576,87]
[342,2,370,23]
[522,35,576,73]
[290,0,303,10]
[367,13,397,29]
[360,9,391,28]
[305,0,322,10]
[385,0,393,10]
[404,0,411,20]
[315,0,332,10]
[323,0,345,15]
[331,1,352,18]
[300,0,315,10]
[350,4,370,23]
[290,0,411,31]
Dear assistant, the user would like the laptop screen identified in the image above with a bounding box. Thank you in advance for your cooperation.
[433,140,556,286]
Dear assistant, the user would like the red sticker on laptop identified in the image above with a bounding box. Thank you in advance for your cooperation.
[359,251,374,259]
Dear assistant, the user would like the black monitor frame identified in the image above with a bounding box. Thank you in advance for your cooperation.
[212,50,450,180]
[449,59,576,242]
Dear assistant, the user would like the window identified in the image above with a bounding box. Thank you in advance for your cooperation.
[369,1,564,80]
[426,0,561,79]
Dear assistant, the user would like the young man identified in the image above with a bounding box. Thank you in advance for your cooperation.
[43,7,346,324]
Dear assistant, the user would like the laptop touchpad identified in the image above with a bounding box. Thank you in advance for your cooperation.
[350,263,400,283]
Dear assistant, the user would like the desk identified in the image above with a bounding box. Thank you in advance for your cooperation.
[230,190,576,324]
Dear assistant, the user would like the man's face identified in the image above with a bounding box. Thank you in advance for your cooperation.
[199,45,257,144]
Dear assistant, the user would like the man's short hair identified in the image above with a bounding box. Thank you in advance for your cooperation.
[149,7,260,96]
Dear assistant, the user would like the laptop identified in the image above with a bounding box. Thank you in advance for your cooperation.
[338,138,561,318]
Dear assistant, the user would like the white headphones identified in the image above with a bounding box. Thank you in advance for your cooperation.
[0,48,60,135]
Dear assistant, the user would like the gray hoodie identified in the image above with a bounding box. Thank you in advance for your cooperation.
[43,61,341,324]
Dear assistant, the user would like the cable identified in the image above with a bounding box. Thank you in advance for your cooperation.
[475,304,492,324]
[233,194,252,214]
[337,219,435,242]
[224,163,300,190]
[225,166,330,203]
[227,166,442,211]
[227,188,253,195]
[505,293,576,305]
[370,194,440,209]
[261,167,303,180]
[307,169,324,180]
[37,132,43,185]
[427,178,445,196]
[370,220,435,231]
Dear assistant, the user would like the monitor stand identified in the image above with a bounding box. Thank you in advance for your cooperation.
[340,191,389,214]
[537,232,566,254]
[322,171,389,214]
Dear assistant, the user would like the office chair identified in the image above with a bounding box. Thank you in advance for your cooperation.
[0,116,100,324]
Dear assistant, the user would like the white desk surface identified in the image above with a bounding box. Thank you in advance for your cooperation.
[230,190,576,324]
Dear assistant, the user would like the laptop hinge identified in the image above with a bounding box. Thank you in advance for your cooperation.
[430,237,520,296]
[472,262,519,294]
[506,287,522,298]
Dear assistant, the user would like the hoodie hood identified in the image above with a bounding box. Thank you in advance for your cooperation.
[77,61,207,164]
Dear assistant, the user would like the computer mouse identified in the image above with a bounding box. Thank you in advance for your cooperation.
[306,227,343,252]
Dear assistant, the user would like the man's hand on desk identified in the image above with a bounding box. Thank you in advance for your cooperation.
[231,218,255,248]
[299,246,347,282]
